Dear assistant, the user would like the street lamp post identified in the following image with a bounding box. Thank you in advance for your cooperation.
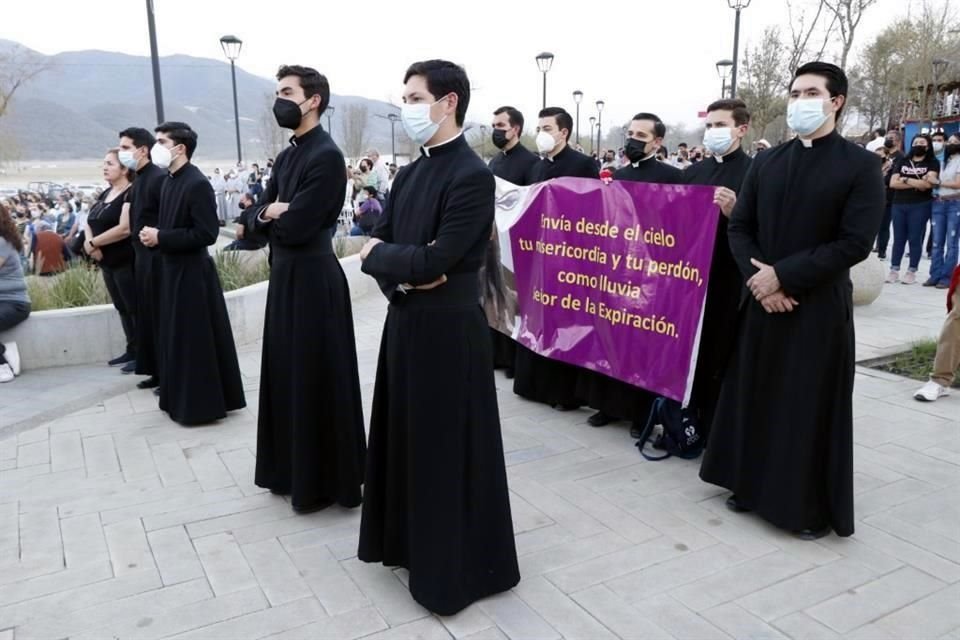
[145,0,164,124]
[727,0,752,99]
[716,59,734,99]
[595,100,605,155]
[932,58,950,118]
[573,90,583,144]
[588,116,596,154]
[219,34,243,165]
[535,52,555,110]
[325,105,335,134]
[480,125,488,160]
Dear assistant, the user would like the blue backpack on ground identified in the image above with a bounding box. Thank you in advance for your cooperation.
[635,397,705,461]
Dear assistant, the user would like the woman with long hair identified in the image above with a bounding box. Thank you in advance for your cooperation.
[84,148,137,371]
[928,133,960,288]
[0,202,30,382]
[888,133,940,284]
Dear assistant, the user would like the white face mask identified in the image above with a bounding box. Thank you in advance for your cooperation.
[151,142,173,169]
[536,130,558,154]
[787,98,831,136]
[703,127,735,156]
[933,141,944,153]
[118,150,138,170]
[401,97,449,146]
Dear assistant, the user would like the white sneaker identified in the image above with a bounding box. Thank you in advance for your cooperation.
[886,270,899,283]
[0,364,13,383]
[914,380,949,402]
[3,342,20,376]
[903,271,917,285]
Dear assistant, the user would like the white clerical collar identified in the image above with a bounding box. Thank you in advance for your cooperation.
[800,137,814,148]
[714,155,724,164]
[422,131,463,157]
[631,153,657,168]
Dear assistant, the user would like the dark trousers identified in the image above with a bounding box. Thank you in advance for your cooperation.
[0,300,31,364]
[876,202,892,256]
[102,263,137,357]
[891,202,932,272]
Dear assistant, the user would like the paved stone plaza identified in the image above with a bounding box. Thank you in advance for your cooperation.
[0,274,958,639]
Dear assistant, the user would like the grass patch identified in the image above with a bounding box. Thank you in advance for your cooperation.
[871,340,959,386]
[213,249,271,292]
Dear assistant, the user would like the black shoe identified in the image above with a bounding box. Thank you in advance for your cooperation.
[504,367,515,380]
[922,278,938,287]
[795,526,831,541]
[725,495,752,513]
[630,421,643,439]
[153,388,160,397]
[293,499,333,515]
[877,253,886,260]
[588,411,614,427]
[137,376,159,389]
[553,402,580,412]
[108,352,134,367]
[121,360,137,374]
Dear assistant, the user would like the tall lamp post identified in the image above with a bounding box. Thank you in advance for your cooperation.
[595,100,605,154]
[145,0,164,123]
[219,35,243,165]
[932,58,950,119]
[535,52,555,109]
[376,113,401,165]
[573,90,583,144]
[480,125,489,160]
[325,105,335,134]
[727,0,752,99]
[716,59,734,99]
[588,116,596,154]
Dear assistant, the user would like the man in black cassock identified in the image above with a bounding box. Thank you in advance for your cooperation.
[119,127,166,391]
[139,122,246,426]
[249,65,365,514]
[513,106,598,410]
[486,105,538,376]
[681,99,753,433]
[700,63,885,539]
[357,59,519,616]
[576,113,682,433]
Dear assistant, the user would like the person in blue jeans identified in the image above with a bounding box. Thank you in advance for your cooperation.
[927,134,960,288]
[888,134,940,285]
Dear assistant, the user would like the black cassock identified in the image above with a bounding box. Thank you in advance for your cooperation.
[700,132,884,536]
[358,134,519,616]
[131,161,166,379]
[513,144,599,406]
[682,148,752,430]
[487,142,538,369]
[156,163,246,425]
[574,157,683,424]
[250,125,366,511]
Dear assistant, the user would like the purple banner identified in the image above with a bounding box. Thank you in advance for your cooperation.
[508,177,719,403]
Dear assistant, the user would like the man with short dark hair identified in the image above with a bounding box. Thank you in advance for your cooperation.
[513,106,598,410]
[249,64,366,514]
[118,126,164,390]
[700,62,885,539]
[486,105,537,376]
[681,98,753,432]
[358,59,519,615]
[577,112,682,432]
[138,122,245,425]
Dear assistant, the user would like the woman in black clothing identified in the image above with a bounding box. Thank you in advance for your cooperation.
[84,148,137,371]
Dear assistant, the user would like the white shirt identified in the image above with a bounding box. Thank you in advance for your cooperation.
[372,159,391,193]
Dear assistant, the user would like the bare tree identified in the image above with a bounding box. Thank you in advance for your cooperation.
[256,92,287,159]
[823,0,880,70]
[784,0,839,85]
[339,104,369,160]
[0,44,49,119]
[739,27,789,142]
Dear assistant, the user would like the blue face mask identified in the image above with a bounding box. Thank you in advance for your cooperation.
[401,95,450,146]
[787,98,831,136]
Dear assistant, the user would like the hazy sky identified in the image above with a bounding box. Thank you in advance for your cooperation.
[2,0,912,134]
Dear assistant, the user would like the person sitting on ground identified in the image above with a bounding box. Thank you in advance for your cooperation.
[0,202,30,383]
[350,186,382,236]
[224,193,268,251]
[914,265,960,402]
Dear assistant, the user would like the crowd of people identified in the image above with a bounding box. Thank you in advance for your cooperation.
[0,55,958,621]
